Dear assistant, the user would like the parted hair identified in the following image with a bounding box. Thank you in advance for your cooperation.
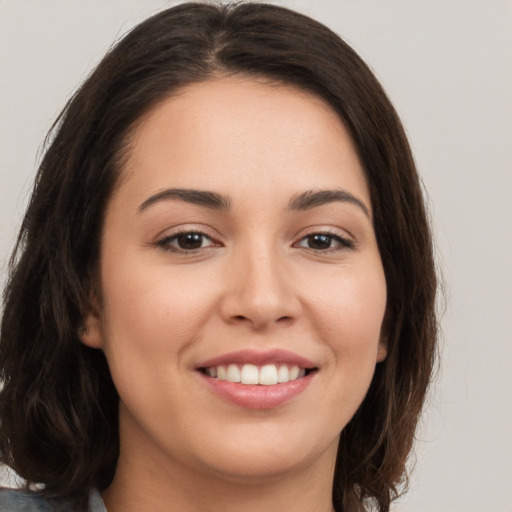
[0,3,438,511]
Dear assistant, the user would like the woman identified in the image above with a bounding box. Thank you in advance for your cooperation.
[0,2,438,511]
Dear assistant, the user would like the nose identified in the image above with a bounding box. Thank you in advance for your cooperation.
[219,245,301,331]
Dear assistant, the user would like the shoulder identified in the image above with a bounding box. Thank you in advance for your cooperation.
[0,489,54,511]
[0,488,106,512]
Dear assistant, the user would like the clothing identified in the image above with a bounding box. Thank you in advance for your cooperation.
[0,488,106,512]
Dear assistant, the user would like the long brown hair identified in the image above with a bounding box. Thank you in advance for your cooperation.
[0,3,438,511]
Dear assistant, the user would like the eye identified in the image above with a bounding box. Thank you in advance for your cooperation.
[156,231,217,253]
[295,232,353,251]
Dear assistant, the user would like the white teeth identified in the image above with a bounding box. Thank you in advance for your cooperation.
[240,364,259,384]
[217,366,226,380]
[259,364,278,385]
[289,365,300,380]
[277,365,290,383]
[226,364,241,383]
[207,363,308,385]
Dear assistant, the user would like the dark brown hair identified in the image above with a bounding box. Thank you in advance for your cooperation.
[0,3,438,511]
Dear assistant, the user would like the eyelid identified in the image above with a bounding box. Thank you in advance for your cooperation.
[152,225,355,255]
[155,228,222,253]
[293,228,355,251]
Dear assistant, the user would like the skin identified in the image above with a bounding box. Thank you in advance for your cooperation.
[81,77,387,512]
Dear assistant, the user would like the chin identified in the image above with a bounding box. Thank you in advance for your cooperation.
[202,452,315,484]
[191,426,340,483]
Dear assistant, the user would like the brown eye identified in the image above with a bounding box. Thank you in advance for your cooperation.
[176,233,205,250]
[295,232,353,251]
[306,234,333,250]
[157,231,216,253]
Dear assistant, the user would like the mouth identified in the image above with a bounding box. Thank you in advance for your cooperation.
[195,349,318,408]
[199,363,316,385]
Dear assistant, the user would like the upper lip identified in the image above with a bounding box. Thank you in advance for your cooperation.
[196,349,317,369]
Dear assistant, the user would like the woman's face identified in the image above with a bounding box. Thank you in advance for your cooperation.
[82,78,387,484]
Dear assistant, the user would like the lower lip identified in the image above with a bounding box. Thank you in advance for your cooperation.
[198,372,314,409]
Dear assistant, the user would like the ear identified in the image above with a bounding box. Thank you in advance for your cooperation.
[376,337,388,362]
[376,309,390,362]
[78,301,104,349]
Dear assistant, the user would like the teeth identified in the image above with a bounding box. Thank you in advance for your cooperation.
[206,363,308,385]
[241,364,259,384]
[217,366,226,380]
[226,364,241,383]
[260,364,278,385]
[277,365,290,383]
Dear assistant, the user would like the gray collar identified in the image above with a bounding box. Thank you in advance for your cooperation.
[89,488,107,512]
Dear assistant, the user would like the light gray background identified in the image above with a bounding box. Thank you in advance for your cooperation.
[1,1,511,510]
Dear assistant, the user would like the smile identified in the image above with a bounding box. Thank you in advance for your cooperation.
[196,350,318,409]
[201,363,311,385]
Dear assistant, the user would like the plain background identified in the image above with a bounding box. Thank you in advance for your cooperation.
[0,1,511,510]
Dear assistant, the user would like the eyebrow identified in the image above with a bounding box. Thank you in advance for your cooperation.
[138,188,232,212]
[288,189,371,218]
[138,187,370,218]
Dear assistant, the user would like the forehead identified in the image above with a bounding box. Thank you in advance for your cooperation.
[117,77,370,208]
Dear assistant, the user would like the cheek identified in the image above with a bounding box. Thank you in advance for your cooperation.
[310,264,387,349]
[97,262,214,414]
[308,266,386,427]
[308,261,386,402]
[99,253,219,357]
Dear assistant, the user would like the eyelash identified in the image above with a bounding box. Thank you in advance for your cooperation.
[294,231,354,251]
[155,230,354,254]
[155,230,217,253]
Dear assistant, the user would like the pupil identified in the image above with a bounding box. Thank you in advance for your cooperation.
[309,234,331,249]
[178,233,202,249]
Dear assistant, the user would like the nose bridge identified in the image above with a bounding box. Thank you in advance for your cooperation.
[221,236,299,329]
